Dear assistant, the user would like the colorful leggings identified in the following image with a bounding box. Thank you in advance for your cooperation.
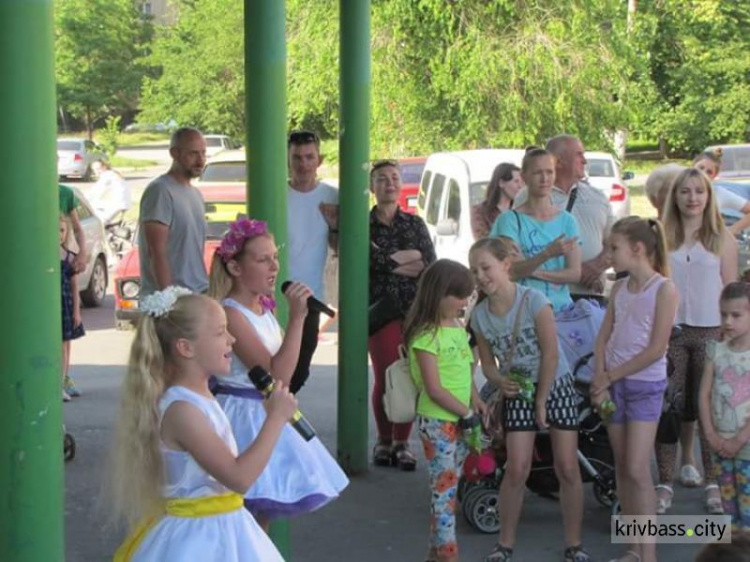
[418,416,469,559]
[713,454,750,531]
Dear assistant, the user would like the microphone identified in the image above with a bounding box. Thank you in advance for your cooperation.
[247,366,317,441]
[281,280,336,318]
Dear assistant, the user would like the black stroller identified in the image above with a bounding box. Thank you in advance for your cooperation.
[459,353,618,534]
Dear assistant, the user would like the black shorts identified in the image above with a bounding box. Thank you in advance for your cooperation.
[504,373,579,432]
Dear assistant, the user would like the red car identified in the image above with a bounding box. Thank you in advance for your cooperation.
[114,184,248,329]
[397,157,427,214]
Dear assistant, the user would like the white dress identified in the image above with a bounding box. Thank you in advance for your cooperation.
[215,298,349,520]
[129,386,283,561]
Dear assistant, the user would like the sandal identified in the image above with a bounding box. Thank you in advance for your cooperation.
[373,443,392,467]
[679,464,703,487]
[564,545,592,562]
[655,484,674,515]
[391,443,417,471]
[484,543,513,562]
[705,484,724,515]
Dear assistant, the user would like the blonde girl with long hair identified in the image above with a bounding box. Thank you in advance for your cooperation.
[208,218,348,526]
[656,168,738,515]
[591,217,677,562]
[111,287,296,561]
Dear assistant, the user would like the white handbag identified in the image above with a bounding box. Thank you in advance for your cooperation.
[384,345,419,423]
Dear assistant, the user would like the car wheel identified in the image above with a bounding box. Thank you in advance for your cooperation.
[80,255,107,307]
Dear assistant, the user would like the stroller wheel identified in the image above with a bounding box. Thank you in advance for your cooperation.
[593,477,617,508]
[461,485,485,524]
[64,433,76,462]
[467,488,501,534]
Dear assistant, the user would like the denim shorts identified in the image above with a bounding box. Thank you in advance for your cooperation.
[609,377,667,424]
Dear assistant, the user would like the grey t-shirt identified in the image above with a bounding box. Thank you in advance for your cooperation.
[470,285,569,383]
[138,174,208,296]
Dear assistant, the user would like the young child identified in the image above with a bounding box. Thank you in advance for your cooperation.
[111,287,295,561]
[590,217,677,562]
[208,218,348,525]
[60,214,84,401]
[468,237,590,562]
[404,259,481,562]
[699,282,750,533]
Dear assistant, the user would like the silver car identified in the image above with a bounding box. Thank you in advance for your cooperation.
[67,186,109,307]
[58,138,106,181]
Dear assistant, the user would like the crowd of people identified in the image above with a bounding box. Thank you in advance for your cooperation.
[56,126,750,561]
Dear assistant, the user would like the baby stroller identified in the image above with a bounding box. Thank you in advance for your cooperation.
[64,425,76,462]
[460,300,617,534]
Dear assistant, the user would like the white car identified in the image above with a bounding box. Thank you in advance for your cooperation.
[417,149,526,265]
[57,138,106,181]
[65,186,110,307]
[204,135,240,158]
[584,151,633,219]
[195,149,246,187]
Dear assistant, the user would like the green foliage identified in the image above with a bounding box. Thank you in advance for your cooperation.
[99,116,121,158]
[55,0,153,137]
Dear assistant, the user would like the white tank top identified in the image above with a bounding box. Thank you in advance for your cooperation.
[221,298,283,388]
[670,241,722,327]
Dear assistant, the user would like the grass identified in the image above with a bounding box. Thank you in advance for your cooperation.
[110,155,159,169]
[622,157,691,175]
[116,131,171,146]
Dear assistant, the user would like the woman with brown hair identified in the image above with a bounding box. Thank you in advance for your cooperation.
[471,162,523,240]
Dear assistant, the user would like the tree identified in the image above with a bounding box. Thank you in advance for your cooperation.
[55,0,153,138]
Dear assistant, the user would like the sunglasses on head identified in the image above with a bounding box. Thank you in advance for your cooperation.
[288,130,320,145]
[371,159,399,173]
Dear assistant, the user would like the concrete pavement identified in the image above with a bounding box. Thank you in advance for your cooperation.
[63,298,708,561]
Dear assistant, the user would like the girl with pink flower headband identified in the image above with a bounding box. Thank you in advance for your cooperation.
[208,218,348,529]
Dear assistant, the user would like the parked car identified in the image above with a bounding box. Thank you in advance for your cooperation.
[65,186,109,307]
[396,157,427,214]
[584,151,633,219]
[204,134,241,158]
[113,184,247,329]
[417,149,527,265]
[195,150,247,187]
[57,138,106,181]
[706,143,750,182]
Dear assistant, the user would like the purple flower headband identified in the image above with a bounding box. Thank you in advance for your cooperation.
[217,218,269,261]
[217,218,276,312]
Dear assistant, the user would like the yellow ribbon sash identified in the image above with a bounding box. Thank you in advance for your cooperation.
[113,492,244,561]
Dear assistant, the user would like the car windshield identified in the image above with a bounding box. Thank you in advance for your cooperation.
[204,202,247,239]
[586,158,615,178]
[200,162,247,183]
[57,140,81,151]
[470,182,488,207]
[205,137,224,147]
[719,146,750,177]
[400,162,425,184]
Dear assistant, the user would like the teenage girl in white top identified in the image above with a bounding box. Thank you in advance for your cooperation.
[656,168,738,515]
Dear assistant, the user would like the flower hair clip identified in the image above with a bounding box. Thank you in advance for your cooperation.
[217,218,269,261]
[140,286,193,317]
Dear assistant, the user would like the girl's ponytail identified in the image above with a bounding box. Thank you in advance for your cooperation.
[110,314,167,527]
[208,250,232,301]
[648,218,670,278]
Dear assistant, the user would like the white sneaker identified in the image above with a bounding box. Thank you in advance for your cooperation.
[62,390,71,402]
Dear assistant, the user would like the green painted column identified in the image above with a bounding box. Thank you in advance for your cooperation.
[0,2,63,561]
[244,0,290,556]
[337,0,371,475]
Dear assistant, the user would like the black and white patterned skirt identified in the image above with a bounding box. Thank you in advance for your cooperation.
[503,373,579,432]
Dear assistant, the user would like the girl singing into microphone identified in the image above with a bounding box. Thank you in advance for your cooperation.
[208,218,348,529]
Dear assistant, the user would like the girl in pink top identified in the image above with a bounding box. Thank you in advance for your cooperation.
[591,217,677,562]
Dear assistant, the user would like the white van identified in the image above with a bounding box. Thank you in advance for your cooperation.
[417,149,526,265]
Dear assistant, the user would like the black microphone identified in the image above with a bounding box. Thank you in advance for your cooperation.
[281,280,336,318]
[247,366,317,441]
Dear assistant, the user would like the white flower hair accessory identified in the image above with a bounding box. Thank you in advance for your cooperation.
[140,286,193,317]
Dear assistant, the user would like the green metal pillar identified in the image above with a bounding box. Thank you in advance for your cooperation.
[337,0,371,475]
[244,0,290,556]
[0,2,63,561]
